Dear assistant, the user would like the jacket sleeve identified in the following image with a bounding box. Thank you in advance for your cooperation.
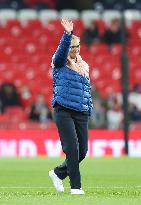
[88,84,94,115]
[52,32,72,68]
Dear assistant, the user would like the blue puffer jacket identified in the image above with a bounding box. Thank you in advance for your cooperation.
[52,32,93,115]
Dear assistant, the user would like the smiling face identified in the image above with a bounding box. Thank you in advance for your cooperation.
[69,35,80,59]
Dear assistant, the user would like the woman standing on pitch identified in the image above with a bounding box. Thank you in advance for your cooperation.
[49,19,93,195]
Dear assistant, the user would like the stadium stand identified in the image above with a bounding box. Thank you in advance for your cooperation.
[0,9,17,21]
[94,0,141,10]
[17,9,38,21]
[81,10,101,25]
[59,9,79,19]
[38,9,59,23]
[0,9,141,129]
[102,10,121,22]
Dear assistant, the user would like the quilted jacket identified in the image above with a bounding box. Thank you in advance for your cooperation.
[52,32,93,115]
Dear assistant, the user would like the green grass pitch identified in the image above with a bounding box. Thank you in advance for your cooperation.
[0,157,141,205]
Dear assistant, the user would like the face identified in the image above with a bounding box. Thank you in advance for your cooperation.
[69,37,80,59]
[36,94,45,104]
[111,19,120,31]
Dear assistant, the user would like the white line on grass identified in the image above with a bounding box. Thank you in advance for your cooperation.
[0,186,141,189]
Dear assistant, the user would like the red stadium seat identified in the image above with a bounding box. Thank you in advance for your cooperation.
[5,106,28,122]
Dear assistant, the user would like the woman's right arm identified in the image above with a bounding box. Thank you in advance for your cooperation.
[52,19,73,68]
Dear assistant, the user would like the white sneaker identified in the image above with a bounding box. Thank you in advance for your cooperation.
[71,188,85,195]
[49,170,64,192]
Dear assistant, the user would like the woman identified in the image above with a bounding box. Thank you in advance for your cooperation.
[49,19,93,195]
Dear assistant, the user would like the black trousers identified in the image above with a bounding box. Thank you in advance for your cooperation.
[54,104,89,189]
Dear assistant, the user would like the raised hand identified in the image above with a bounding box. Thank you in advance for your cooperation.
[61,19,73,34]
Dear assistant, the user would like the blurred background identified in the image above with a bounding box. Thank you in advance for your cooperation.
[0,0,141,157]
[0,4,141,204]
